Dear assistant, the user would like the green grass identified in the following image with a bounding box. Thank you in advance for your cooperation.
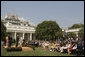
[1,47,78,56]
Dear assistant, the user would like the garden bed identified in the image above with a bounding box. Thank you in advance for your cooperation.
[6,47,22,51]
[5,46,34,52]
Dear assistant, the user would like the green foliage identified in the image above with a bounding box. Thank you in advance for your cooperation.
[66,32,76,39]
[35,21,61,40]
[68,24,84,29]
[7,47,22,51]
[56,29,63,38]
[78,27,84,38]
[1,21,7,41]
[12,39,16,43]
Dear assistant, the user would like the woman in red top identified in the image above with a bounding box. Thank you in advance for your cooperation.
[68,42,74,54]
[6,36,8,47]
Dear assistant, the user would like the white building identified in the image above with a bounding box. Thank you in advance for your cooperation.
[1,14,36,41]
[62,28,81,37]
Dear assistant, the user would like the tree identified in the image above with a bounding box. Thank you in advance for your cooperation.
[68,24,84,29]
[35,21,61,41]
[78,27,84,38]
[65,32,76,39]
[55,29,63,40]
[1,21,7,41]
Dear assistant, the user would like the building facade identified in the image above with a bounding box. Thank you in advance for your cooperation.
[1,14,36,41]
[62,28,81,37]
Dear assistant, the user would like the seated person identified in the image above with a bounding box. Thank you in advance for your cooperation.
[50,43,57,52]
[44,42,49,50]
[76,42,84,55]
[55,42,60,52]
[53,43,57,52]
[72,43,77,50]
[42,41,46,49]
[70,43,77,54]
[49,43,54,52]
[59,42,70,53]
[67,42,74,54]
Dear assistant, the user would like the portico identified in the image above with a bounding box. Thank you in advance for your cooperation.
[2,14,36,41]
[6,25,35,41]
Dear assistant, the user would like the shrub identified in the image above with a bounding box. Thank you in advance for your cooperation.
[6,47,22,51]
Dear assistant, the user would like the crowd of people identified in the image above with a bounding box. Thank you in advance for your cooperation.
[38,37,84,55]
[2,34,84,55]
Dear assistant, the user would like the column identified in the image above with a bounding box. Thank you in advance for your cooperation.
[23,33,25,39]
[30,33,32,41]
[14,32,16,40]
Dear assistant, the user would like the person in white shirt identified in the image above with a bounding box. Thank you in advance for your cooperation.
[19,37,23,47]
[72,44,77,50]
[42,41,45,49]
[60,42,70,53]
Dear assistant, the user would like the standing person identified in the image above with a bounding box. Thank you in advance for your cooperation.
[8,34,10,47]
[16,35,19,47]
[19,37,23,47]
[10,36,12,47]
[6,36,8,47]
[8,34,12,47]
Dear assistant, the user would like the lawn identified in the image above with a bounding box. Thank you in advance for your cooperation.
[1,47,77,56]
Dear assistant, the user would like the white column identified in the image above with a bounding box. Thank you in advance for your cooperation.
[14,32,16,40]
[30,33,32,41]
[23,33,25,39]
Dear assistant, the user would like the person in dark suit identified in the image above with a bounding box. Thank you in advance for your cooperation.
[10,36,12,47]
[16,35,19,47]
[8,34,12,47]
[8,34,10,47]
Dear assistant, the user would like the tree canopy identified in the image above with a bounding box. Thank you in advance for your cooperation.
[78,27,84,38]
[68,24,84,29]
[35,21,62,41]
[56,29,63,38]
[65,32,76,39]
[1,21,7,41]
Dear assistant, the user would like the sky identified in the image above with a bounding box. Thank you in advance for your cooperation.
[1,1,84,29]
